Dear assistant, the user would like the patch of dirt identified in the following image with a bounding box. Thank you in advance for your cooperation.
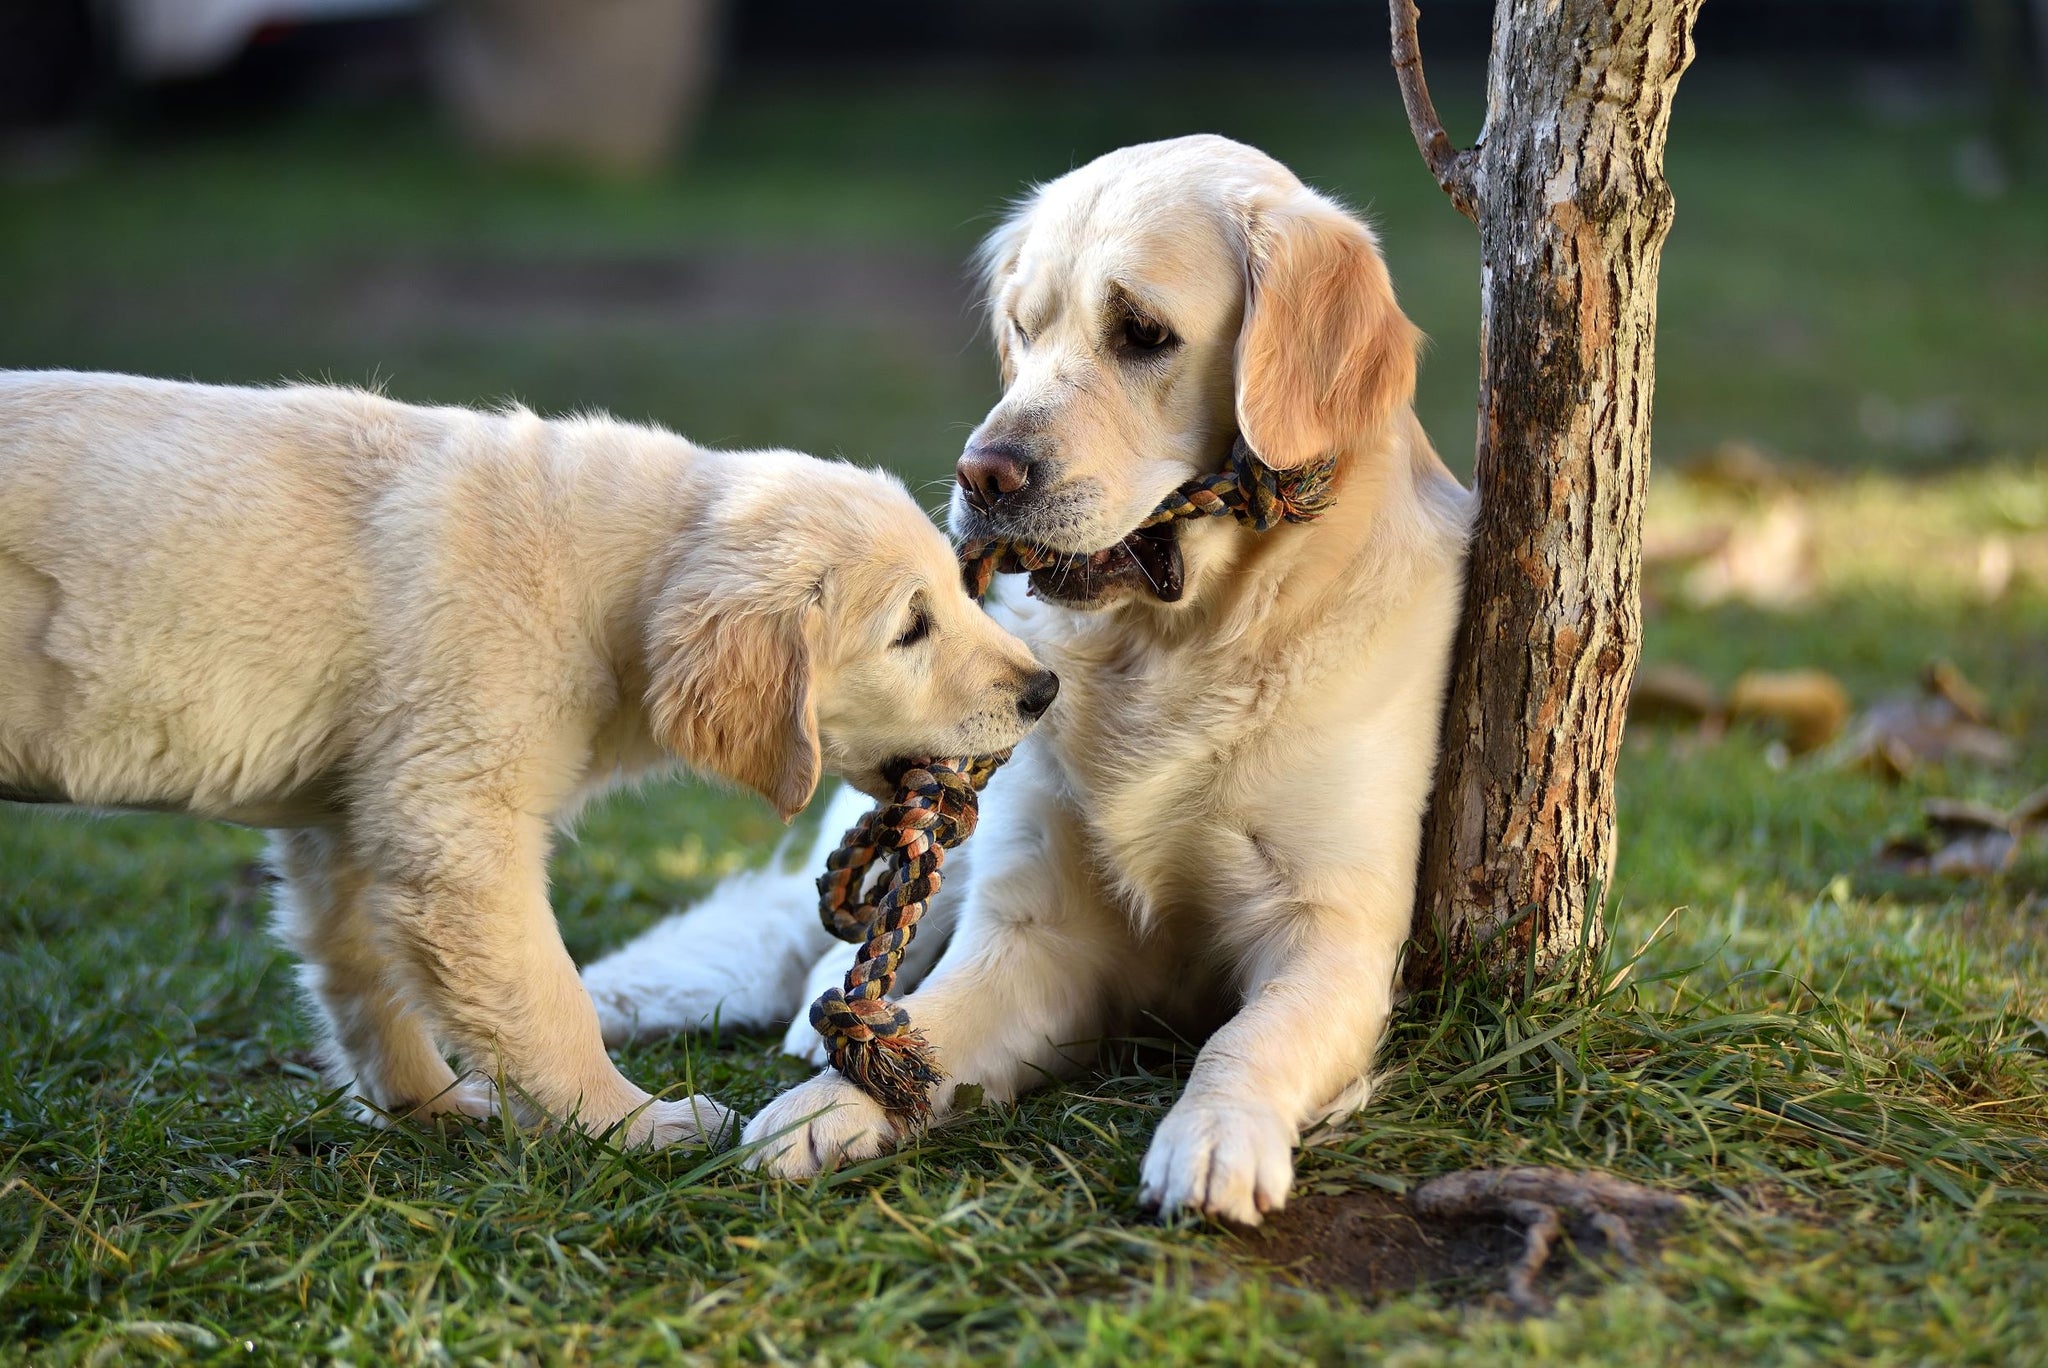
[1238,1189,1661,1309]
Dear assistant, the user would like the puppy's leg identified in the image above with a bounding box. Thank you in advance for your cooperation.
[1138,905,1401,1226]
[269,828,492,1123]
[744,786,1144,1175]
[367,807,732,1149]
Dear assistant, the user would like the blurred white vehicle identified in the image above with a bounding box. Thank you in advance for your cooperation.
[111,0,422,79]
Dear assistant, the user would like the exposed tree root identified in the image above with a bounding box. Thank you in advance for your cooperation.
[1410,1166,1689,1312]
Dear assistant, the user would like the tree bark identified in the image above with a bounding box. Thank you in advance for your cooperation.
[1392,0,1703,990]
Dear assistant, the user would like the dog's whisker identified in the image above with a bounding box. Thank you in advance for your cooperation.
[1127,542,1163,595]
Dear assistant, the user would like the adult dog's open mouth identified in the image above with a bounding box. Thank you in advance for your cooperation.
[1024,521,1184,606]
[957,435,1334,608]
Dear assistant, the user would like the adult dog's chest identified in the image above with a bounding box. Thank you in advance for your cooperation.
[1043,633,1280,924]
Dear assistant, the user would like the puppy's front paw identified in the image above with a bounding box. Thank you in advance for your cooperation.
[741,1071,898,1177]
[433,1077,502,1121]
[1139,1097,1297,1226]
[622,1093,738,1149]
[606,1097,737,1146]
[351,1076,499,1129]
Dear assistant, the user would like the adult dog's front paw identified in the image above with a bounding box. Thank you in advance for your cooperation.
[1139,1097,1297,1226]
[741,1071,898,1177]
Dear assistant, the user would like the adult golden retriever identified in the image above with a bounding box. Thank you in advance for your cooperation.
[0,371,1054,1148]
[587,135,1472,1221]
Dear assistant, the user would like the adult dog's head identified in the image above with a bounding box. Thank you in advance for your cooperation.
[953,135,1420,610]
[646,456,1055,819]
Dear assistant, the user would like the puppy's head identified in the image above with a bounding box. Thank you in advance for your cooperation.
[646,456,1054,818]
[954,134,1419,609]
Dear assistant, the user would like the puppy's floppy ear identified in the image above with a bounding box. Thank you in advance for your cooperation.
[1234,188,1421,469]
[975,189,1041,388]
[646,593,822,823]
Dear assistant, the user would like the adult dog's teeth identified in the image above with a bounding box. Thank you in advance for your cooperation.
[1127,525,1184,602]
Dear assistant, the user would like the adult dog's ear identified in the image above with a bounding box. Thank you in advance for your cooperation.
[646,595,822,823]
[975,190,1041,388]
[1235,188,1420,469]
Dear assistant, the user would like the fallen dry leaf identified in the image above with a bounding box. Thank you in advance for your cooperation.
[1727,669,1852,754]
[1929,831,2018,878]
[1978,536,2015,600]
[2012,785,2048,833]
[1924,659,1991,725]
[1643,523,1735,568]
[1922,797,2013,833]
[1644,451,1818,610]
[1835,661,2016,779]
[1840,702,2017,778]
[1680,498,1817,608]
[1628,663,1720,726]
[1875,791,2040,878]
[1680,440,1792,496]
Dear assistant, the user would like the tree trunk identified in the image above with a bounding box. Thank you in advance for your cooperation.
[1391,0,1704,990]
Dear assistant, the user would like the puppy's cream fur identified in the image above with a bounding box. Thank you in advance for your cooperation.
[0,371,1045,1146]
[592,135,1472,1223]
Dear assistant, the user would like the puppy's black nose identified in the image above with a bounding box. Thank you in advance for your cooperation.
[1017,669,1060,720]
[957,442,1035,512]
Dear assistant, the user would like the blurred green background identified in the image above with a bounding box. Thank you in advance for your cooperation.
[2,4,2044,494]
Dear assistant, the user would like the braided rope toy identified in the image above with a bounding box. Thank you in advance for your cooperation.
[809,754,1005,1121]
[808,438,1339,1122]
[959,435,1339,599]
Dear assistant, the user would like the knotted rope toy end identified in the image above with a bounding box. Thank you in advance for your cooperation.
[805,991,944,1121]
[809,754,1006,1124]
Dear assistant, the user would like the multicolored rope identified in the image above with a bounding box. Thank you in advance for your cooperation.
[809,437,1339,1121]
[809,753,1007,1123]
[958,436,1339,599]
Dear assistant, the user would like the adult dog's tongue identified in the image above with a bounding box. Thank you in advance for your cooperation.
[1124,523,1184,602]
[1023,522,1185,605]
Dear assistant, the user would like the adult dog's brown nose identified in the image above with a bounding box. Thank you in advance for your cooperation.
[1017,669,1060,720]
[957,442,1034,512]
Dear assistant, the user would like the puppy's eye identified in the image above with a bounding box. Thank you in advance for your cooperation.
[893,609,931,649]
[1011,318,1032,347]
[1122,314,1175,353]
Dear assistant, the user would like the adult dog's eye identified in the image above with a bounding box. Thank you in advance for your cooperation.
[893,608,931,649]
[1122,315,1175,353]
[1011,318,1032,347]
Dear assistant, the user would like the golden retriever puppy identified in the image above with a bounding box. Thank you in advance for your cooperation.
[0,371,1054,1148]
[705,135,1472,1221]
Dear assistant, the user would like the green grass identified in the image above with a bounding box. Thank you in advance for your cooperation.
[4,69,2048,1364]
